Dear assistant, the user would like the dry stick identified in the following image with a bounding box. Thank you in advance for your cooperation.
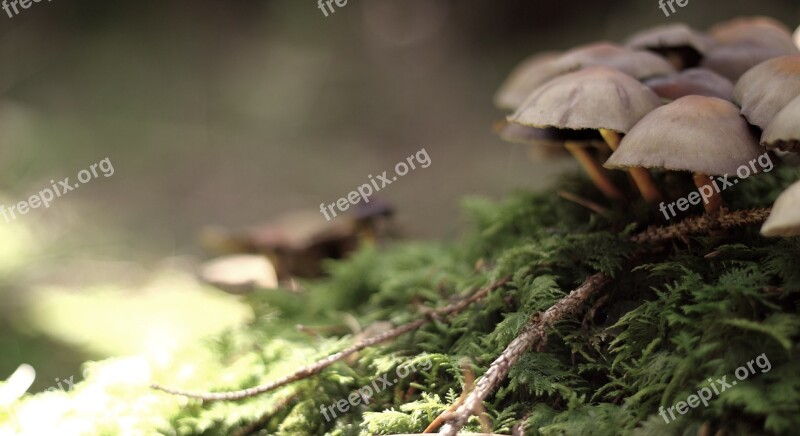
[151,277,511,401]
[437,207,773,435]
[438,273,611,436]
[631,207,771,244]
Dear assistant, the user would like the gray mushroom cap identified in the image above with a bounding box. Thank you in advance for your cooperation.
[733,55,800,129]
[626,23,713,53]
[644,68,734,101]
[494,51,562,111]
[701,41,797,82]
[605,95,763,175]
[508,66,663,134]
[494,43,674,111]
[709,17,797,52]
[762,94,800,152]
[761,180,800,237]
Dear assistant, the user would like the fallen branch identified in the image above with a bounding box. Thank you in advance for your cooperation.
[438,273,611,435]
[151,276,510,401]
[631,208,771,244]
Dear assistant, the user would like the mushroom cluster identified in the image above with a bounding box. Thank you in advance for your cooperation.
[495,17,800,230]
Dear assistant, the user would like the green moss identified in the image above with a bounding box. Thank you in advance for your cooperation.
[4,166,800,435]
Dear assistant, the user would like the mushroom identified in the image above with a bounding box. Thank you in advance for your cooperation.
[494,120,601,160]
[605,95,764,213]
[761,181,800,237]
[733,55,800,129]
[795,24,800,49]
[494,43,674,111]
[494,51,562,111]
[199,254,278,294]
[709,17,797,52]
[644,68,734,101]
[762,94,800,153]
[509,66,663,202]
[702,17,799,81]
[625,23,713,70]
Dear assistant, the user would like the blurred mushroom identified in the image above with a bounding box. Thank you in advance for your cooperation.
[625,23,713,69]
[795,24,800,49]
[494,43,674,111]
[605,95,763,213]
[352,196,396,245]
[702,17,799,81]
[733,54,800,129]
[199,254,278,294]
[509,66,663,202]
[644,68,734,101]
[761,181,800,237]
[494,51,562,111]
[494,120,598,160]
[762,94,800,153]
[709,16,796,51]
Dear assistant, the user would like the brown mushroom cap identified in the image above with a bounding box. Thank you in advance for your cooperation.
[644,68,734,101]
[733,55,800,129]
[494,51,563,111]
[508,66,663,134]
[761,180,800,237]
[604,95,763,175]
[626,23,713,67]
[762,94,800,152]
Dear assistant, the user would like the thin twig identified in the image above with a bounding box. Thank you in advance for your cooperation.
[438,273,611,435]
[631,208,771,244]
[151,277,510,401]
[557,190,610,216]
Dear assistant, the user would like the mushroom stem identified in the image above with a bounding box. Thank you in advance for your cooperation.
[564,141,625,200]
[599,129,662,203]
[693,173,723,213]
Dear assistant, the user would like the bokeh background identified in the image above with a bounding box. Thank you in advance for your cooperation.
[1,0,798,393]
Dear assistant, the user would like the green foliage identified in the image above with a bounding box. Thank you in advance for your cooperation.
[4,167,800,435]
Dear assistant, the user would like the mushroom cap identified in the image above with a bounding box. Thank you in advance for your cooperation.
[497,121,602,148]
[199,254,278,294]
[795,25,800,49]
[604,95,763,175]
[508,66,663,134]
[702,41,798,81]
[761,180,800,237]
[644,68,734,101]
[626,23,713,57]
[733,55,800,129]
[494,51,563,111]
[494,43,674,111]
[762,94,800,152]
[555,42,675,80]
[709,16,796,50]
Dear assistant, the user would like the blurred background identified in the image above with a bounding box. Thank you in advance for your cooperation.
[0,0,798,393]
